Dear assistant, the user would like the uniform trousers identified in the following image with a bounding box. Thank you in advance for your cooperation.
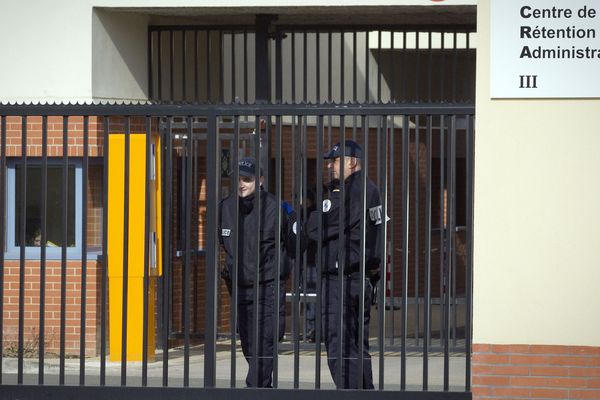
[237,281,284,388]
[321,274,374,389]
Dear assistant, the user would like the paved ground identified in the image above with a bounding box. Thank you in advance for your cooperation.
[1,343,467,392]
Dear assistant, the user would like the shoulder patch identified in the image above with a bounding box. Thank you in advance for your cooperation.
[369,205,383,225]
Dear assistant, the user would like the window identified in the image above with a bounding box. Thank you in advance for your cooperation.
[6,159,83,259]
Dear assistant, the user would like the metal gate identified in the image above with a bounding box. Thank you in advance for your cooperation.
[148,21,475,374]
[0,19,474,400]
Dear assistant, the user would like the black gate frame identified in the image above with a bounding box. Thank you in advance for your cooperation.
[0,102,473,400]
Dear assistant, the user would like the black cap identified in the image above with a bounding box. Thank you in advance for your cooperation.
[323,140,362,159]
[238,156,263,177]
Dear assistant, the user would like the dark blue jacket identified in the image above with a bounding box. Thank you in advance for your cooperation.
[219,189,297,287]
[306,171,383,276]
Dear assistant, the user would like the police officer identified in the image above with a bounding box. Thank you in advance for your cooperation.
[219,156,297,388]
[306,140,383,389]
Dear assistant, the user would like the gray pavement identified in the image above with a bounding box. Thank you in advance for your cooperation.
[2,344,467,391]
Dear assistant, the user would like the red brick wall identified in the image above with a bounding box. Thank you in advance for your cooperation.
[472,344,600,399]
[1,115,127,357]
[3,116,104,157]
[2,260,102,357]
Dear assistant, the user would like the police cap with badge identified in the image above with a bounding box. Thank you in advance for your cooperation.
[323,140,363,160]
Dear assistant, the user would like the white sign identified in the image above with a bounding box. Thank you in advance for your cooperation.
[491,0,600,98]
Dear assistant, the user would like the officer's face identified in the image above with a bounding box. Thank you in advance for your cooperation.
[327,157,353,180]
[238,175,262,198]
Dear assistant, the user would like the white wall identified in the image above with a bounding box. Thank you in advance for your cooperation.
[92,10,149,101]
[0,0,474,103]
[473,0,600,346]
[0,2,94,103]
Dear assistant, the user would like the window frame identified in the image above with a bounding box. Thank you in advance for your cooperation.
[5,157,85,260]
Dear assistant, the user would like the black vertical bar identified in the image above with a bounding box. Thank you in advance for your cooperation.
[17,116,27,385]
[192,131,199,335]
[428,31,433,103]
[0,116,6,384]
[303,31,308,102]
[251,117,261,387]
[158,31,163,101]
[415,31,420,102]
[179,142,186,259]
[400,115,410,390]
[275,29,282,103]
[100,116,109,385]
[272,114,282,388]
[439,115,446,357]
[449,115,458,354]
[204,112,219,388]
[390,31,396,102]
[169,30,174,101]
[466,32,473,101]
[414,116,420,347]
[206,31,212,102]
[142,117,151,387]
[219,32,224,103]
[328,31,332,102]
[60,116,68,385]
[444,115,456,391]
[231,31,236,102]
[469,32,476,101]
[465,114,474,391]
[364,31,370,103]
[316,32,321,103]
[452,32,458,103]
[358,115,368,387]
[255,15,270,102]
[80,116,89,384]
[378,115,389,390]
[183,116,192,386]
[162,117,173,386]
[352,32,357,102]
[440,33,446,102]
[438,113,447,388]
[244,31,248,103]
[292,116,301,388]
[377,30,381,102]
[148,29,154,101]
[314,115,324,389]
[230,115,240,388]
[195,30,199,102]
[182,30,187,101]
[401,31,408,101]
[291,32,296,103]
[388,116,396,346]
[336,115,346,387]
[39,116,48,384]
[301,117,307,344]
[340,31,344,102]
[121,117,131,386]
[423,115,433,390]
[218,31,225,103]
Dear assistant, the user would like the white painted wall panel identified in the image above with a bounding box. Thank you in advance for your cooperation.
[474,0,600,346]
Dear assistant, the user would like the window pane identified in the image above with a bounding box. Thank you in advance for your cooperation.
[15,165,76,247]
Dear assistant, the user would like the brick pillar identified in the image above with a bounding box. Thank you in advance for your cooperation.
[472,344,600,399]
